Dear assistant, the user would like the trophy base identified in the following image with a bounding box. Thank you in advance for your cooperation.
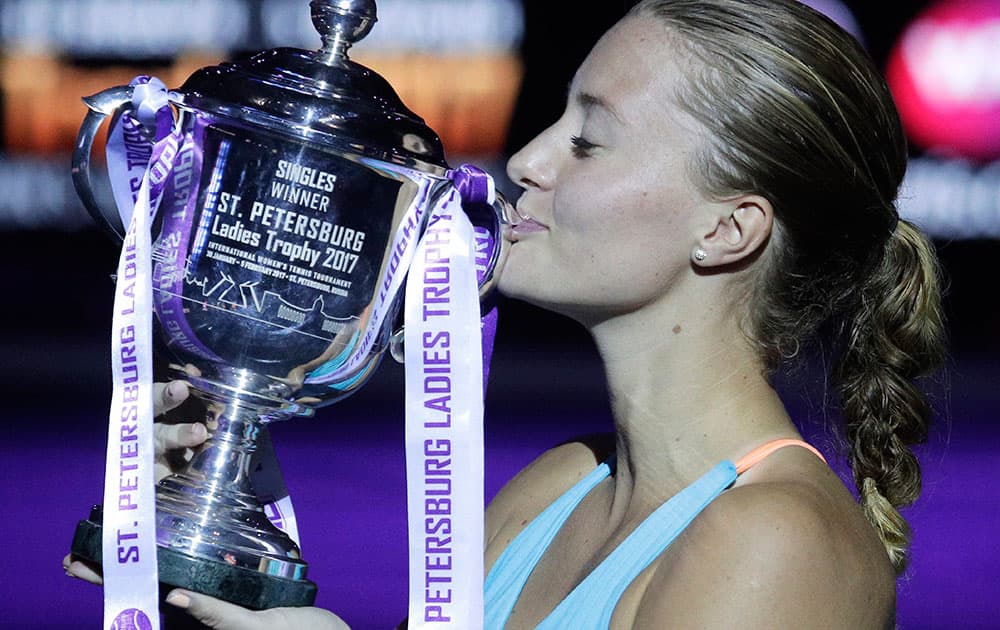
[71,505,318,610]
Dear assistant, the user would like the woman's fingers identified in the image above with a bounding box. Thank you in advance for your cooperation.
[152,385,207,480]
[62,553,104,585]
[155,422,208,454]
[165,590,352,630]
[153,380,190,417]
[165,590,261,630]
[154,421,207,481]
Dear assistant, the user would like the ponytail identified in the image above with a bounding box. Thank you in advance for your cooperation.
[632,0,948,573]
[836,220,946,573]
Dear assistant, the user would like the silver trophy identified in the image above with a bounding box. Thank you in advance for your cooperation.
[70,0,513,609]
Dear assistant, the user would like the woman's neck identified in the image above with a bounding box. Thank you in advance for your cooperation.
[587,294,800,521]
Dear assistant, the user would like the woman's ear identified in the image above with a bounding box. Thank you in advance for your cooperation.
[691,196,773,267]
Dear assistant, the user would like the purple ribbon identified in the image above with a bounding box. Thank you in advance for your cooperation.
[449,164,496,206]
[448,164,500,392]
[129,76,173,142]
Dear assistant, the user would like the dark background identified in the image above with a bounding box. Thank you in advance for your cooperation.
[2,1,998,628]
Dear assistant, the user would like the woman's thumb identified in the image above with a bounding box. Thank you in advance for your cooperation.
[165,589,260,630]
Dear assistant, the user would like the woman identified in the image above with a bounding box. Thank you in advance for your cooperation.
[67,0,946,627]
[483,1,944,626]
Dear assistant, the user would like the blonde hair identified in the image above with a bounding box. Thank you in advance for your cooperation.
[631,0,946,573]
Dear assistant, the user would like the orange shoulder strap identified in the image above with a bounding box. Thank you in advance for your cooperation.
[734,438,826,475]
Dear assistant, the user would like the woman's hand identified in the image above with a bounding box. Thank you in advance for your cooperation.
[165,589,351,630]
[63,380,209,584]
[151,380,213,483]
[63,381,352,628]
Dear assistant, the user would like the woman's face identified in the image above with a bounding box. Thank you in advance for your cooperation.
[499,17,715,324]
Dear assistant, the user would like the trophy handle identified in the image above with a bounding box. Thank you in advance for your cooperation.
[477,190,515,300]
[71,85,134,243]
[388,188,513,364]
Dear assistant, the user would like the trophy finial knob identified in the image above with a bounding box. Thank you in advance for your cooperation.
[311,0,377,62]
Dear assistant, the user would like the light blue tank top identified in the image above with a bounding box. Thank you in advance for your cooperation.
[484,456,738,629]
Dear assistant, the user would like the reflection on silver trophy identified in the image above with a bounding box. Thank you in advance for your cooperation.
[70,0,514,609]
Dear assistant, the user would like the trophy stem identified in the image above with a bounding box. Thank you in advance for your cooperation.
[71,396,317,609]
[185,404,260,494]
[155,402,308,580]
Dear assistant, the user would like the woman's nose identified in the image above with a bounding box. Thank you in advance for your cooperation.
[506,133,556,191]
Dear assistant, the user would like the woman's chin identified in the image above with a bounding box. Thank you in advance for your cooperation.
[496,276,528,302]
[496,264,546,303]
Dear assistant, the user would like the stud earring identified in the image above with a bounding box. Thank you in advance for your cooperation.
[693,247,708,262]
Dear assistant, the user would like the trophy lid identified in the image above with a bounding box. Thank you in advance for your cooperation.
[173,0,448,171]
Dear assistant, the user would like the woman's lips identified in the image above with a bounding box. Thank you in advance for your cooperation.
[506,217,548,242]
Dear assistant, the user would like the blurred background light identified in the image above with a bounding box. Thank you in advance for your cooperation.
[886,0,1000,163]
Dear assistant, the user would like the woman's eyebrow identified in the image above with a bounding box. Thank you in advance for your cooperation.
[576,91,625,123]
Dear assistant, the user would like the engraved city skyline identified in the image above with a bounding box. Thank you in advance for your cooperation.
[157,252,357,342]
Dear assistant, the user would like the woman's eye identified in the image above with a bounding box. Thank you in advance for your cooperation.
[570,135,599,158]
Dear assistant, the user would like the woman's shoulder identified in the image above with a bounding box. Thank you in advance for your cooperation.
[485,433,614,562]
[632,452,896,629]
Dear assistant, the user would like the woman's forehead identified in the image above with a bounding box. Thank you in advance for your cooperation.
[577,21,683,92]
[572,18,696,132]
